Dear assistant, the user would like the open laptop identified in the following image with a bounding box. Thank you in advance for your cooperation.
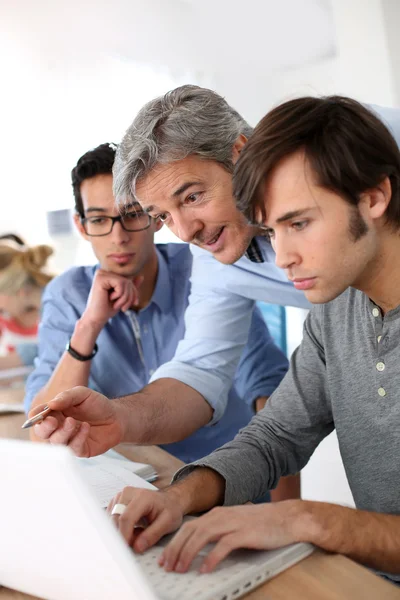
[0,440,314,600]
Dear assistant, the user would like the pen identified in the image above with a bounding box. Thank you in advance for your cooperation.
[21,405,53,429]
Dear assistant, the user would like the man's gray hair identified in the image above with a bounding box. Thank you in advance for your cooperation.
[113,84,253,204]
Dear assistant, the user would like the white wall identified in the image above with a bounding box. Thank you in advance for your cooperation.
[215,0,400,127]
[0,54,186,244]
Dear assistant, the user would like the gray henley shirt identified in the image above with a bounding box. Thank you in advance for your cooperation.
[174,287,400,584]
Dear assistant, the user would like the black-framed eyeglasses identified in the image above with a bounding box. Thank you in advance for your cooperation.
[81,210,152,237]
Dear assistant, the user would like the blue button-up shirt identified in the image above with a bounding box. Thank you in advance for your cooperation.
[24,243,289,463]
[151,238,310,422]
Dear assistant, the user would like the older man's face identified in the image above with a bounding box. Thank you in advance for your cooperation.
[135,155,254,265]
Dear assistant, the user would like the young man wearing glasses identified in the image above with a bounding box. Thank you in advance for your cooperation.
[24,143,295,487]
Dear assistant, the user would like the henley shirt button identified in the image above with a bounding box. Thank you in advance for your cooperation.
[376,361,385,372]
[372,307,380,317]
[149,369,154,376]
[377,335,382,343]
[378,387,386,397]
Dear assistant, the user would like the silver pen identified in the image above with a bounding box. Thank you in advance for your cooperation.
[21,405,53,429]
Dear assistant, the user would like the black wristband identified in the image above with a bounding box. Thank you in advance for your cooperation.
[66,339,98,362]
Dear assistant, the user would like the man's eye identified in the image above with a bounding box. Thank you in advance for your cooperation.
[292,220,308,231]
[89,217,106,225]
[185,193,200,204]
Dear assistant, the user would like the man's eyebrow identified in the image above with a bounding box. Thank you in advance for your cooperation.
[85,207,107,214]
[172,181,201,197]
[275,208,313,224]
[141,181,202,214]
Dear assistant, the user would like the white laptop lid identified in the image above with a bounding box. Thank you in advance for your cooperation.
[0,439,158,600]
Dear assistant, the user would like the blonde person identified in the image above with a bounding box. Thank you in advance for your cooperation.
[0,238,53,370]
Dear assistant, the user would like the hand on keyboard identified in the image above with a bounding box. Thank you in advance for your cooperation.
[107,486,185,553]
[159,500,304,574]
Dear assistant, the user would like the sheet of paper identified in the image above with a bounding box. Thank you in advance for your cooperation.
[99,451,151,472]
[76,458,157,508]
[84,451,157,482]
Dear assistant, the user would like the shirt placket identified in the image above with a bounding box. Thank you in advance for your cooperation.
[126,311,146,368]
[372,305,387,398]
[139,313,158,378]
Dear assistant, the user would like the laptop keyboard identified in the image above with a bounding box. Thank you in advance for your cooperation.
[135,545,255,600]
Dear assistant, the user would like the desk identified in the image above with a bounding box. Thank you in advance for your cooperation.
[0,389,399,600]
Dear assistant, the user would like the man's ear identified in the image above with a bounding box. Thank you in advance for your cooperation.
[154,218,164,233]
[73,213,89,240]
[360,176,392,221]
[232,134,248,165]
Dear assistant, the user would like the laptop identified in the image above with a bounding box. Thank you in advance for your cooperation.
[0,440,314,600]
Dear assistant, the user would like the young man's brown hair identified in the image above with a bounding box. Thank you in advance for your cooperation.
[233,96,400,228]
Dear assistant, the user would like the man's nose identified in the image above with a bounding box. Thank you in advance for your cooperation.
[174,215,203,243]
[110,219,130,243]
[274,237,300,271]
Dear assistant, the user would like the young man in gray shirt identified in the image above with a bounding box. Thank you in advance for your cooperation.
[103,97,400,584]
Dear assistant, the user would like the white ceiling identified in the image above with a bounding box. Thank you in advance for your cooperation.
[2,0,335,76]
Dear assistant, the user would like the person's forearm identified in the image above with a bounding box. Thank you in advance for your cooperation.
[254,396,301,501]
[270,474,301,501]
[302,501,400,573]
[166,467,226,515]
[30,318,101,440]
[116,378,213,445]
[32,318,100,407]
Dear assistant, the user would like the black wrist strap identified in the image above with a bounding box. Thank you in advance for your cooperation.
[66,338,98,362]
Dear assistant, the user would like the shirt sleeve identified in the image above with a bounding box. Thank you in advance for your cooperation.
[150,248,255,425]
[233,306,289,410]
[173,306,334,504]
[23,286,80,413]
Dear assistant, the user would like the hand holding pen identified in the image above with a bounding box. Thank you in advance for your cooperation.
[22,405,53,429]
[23,386,124,458]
